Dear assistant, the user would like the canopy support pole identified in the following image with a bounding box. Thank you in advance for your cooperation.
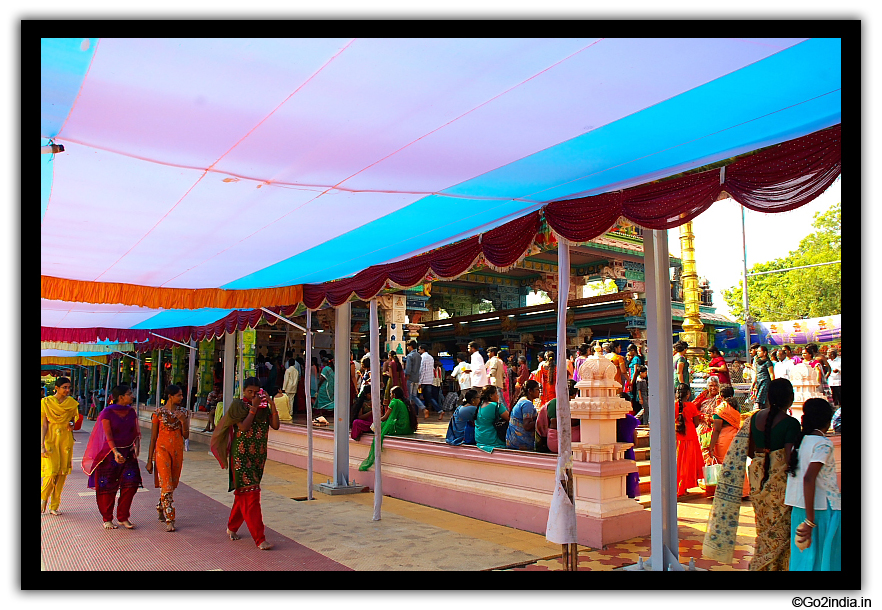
[156,350,162,410]
[370,298,383,520]
[644,228,679,571]
[223,332,236,425]
[117,352,142,417]
[554,236,578,569]
[741,207,751,361]
[186,339,197,412]
[333,302,351,487]
[305,309,314,500]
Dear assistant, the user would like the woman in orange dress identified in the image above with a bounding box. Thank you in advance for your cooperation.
[145,384,189,532]
[675,383,704,496]
[538,351,557,406]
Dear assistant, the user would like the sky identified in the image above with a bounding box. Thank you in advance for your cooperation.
[667,177,841,319]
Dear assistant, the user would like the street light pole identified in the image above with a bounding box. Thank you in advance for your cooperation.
[741,206,751,359]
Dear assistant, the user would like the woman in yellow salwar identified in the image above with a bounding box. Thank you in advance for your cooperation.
[41,377,80,515]
[704,378,799,570]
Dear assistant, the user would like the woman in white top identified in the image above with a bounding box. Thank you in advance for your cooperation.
[785,398,840,571]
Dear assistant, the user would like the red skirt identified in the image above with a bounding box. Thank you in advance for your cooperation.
[676,435,704,496]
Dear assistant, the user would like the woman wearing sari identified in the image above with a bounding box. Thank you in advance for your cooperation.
[506,380,540,451]
[704,378,799,570]
[41,377,80,515]
[382,352,406,407]
[350,386,375,440]
[82,384,142,529]
[693,376,722,457]
[538,351,557,406]
[708,389,751,497]
[146,385,189,532]
[752,345,776,409]
[314,359,335,418]
[804,344,834,403]
[675,383,703,496]
[358,386,415,471]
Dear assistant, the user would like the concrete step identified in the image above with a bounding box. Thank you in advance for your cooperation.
[636,489,705,508]
[639,475,651,494]
[636,460,651,478]
[633,447,650,461]
[635,430,650,448]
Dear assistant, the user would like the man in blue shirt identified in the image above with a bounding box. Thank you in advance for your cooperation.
[404,340,424,414]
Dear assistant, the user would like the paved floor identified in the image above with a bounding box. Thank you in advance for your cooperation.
[41,418,756,571]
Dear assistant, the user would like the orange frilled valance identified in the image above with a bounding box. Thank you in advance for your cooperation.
[41,355,109,365]
[41,276,303,310]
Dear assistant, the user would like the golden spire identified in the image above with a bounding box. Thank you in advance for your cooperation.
[678,221,707,358]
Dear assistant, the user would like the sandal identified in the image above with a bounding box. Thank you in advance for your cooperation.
[120,520,135,529]
[103,521,118,529]
[166,521,176,532]
[157,505,165,521]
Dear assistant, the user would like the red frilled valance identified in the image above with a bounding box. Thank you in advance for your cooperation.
[302,123,841,308]
[42,123,841,326]
[40,305,300,345]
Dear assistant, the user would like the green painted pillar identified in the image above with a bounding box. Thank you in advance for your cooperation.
[242,328,257,380]
[149,349,158,402]
[121,356,131,384]
[198,339,215,398]
[171,346,186,387]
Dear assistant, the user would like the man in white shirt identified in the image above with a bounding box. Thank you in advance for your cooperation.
[773,349,793,381]
[451,352,472,400]
[468,341,488,389]
[282,357,300,415]
[485,346,506,409]
[418,344,442,419]
[826,349,840,406]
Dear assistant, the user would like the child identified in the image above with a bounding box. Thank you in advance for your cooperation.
[633,366,649,425]
[784,398,841,571]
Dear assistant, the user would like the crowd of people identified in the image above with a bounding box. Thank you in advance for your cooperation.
[43,334,841,567]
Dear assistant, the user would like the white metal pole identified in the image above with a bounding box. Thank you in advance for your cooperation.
[644,228,680,571]
[741,207,751,360]
[237,331,245,398]
[223,332,236,421]
[369,298,383,520]
[105,357,113,409]
[554,236,577,568]
[305,309,314,500]
[187,339,197,412]
[333,302,352,487]
[135,353,141,418]
[156,350,163,410]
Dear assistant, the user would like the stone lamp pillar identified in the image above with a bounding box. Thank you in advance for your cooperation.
[788,362,825,423]
[570,345,644,518]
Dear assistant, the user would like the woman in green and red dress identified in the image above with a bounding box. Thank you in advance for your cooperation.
[211,376,280,550]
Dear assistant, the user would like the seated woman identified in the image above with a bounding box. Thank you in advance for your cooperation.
[474,385,509,453]
[350,386,375,441]
[506,380,540,451]
[446,389,479,446]
[358,386,416,471]
[545,380,581,454]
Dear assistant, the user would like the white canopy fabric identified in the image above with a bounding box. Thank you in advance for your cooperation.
[41,37,841,333]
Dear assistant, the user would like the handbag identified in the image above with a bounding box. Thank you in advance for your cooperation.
[702,458,721,497]
[491,405,508,443]
[72,412,84,431]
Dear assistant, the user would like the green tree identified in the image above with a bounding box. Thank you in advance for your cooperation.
[723,203,840,322]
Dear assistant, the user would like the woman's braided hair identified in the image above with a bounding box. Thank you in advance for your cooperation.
[759,378,795,490]
[675,383,691,436]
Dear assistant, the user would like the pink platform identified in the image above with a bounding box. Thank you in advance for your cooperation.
[267,423,651,549]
